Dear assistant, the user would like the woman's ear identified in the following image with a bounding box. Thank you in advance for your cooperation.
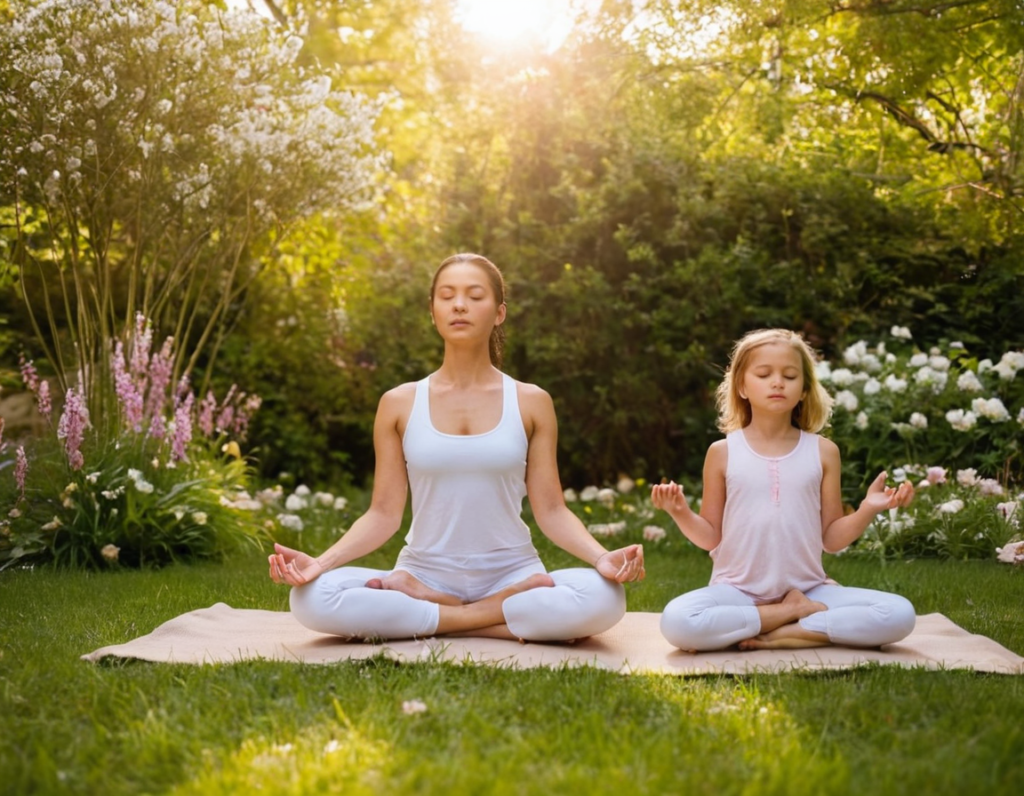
[495,302,507,326]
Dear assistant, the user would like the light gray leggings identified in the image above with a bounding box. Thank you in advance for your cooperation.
[660,583,916,651]
[290,566,626,641]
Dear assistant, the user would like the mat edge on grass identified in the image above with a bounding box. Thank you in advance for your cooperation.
[81,605,1024,675]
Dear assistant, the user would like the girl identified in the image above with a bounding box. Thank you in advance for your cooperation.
[652,328,915,651]
[269,253,645,641]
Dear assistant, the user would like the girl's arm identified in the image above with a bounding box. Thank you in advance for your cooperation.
[268,386,413,586]
[820,437,914,553]
[650,441,725,551]
[521,384,645,582]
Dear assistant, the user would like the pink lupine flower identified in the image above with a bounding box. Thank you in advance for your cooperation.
[197,390,217,437]
[19,355,39,392]
[112,341,145,432]
[171,392,194,462]
[36,380,52,422]
[215,384,238,434]
[130,313,153,377]
[56,387,90,470]
[145,336,175,438]
[233,393,262,439]
[15,445,29,501]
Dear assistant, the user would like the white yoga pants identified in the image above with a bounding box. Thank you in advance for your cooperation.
[660,583,916,651]
[289,566,626,641]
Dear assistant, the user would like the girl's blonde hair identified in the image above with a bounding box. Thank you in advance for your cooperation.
[715,328,833,433]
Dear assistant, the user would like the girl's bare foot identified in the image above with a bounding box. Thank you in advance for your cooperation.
[365,571,464,606]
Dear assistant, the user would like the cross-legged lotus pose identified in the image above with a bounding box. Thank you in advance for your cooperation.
[652,328,916,652]
[269,253,645,641]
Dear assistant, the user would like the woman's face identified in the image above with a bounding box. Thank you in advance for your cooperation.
[430,261,506,343]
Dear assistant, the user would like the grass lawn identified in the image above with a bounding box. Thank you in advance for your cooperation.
[2,526,1023,796]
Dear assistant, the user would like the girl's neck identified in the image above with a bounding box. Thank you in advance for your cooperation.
[743,413,800,442]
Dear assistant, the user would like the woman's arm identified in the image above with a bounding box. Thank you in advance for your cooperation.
[520,383,645,582]
[650,441,725,551]
[268,385,413,586]
[820,437,914,553]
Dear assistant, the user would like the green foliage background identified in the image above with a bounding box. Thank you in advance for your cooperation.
[4,0,1024,488]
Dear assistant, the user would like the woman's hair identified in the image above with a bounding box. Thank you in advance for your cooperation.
[430,253,507,367]
[715,328,833,433]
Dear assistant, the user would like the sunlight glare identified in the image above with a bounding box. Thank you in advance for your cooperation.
[456,0,575,50]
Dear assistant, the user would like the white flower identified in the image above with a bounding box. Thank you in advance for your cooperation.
[996,502,1019,522]
[588,521,626,537]
[914,367,948,393]
[333,496,348,511]
[277,513,304,531]
[563,488,578,502]
[928,355,951,372]
[971,397,1010,422]
[909,412,928,429]
[937,499,964,514]
[597,488,617,508]
[978,358,993,374]
[843,341,868,366]
[834,390,858,412]
[978,479,1004,497]
[285,494,308,512]
[909,353,928,368]
[996,540,1024,564]
[1018,407,1024,427]
[579,486,600,502]
[956,371,983,392]
[101,543,120,562]
[829,368,855,387]
[883,374,908,393]
[314,491,335,507]
[192,512,208,525]
[41,516,64,531]
[294,484,312,496]
[993,361,1017,380]
[642,525,666,542]
[945,409,977,431]
[863,378,881,396]
[855,411,869,430]
[890,325,912,340]
[402,699,428,715]
[616,476,636,494]
[956,468,978,487]
[815,361,832,381]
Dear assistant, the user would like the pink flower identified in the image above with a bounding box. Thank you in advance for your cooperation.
[37,380,52,422]
[197,390,217,437]
[925,466,947,486]
[145,337,175,439]
[130,313,153,377]
[19,355,39,392]
[171,392,194,462]
[15,445,29,501]
[56,387,90,470]
[112,341,145,432]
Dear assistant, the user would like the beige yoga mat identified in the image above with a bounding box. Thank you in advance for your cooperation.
[81,605,1024,675]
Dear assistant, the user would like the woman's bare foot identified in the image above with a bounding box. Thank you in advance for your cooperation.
[781,588,827,617]
[365,571,464,606]
[435,573,555,635]
[738,623,830,650]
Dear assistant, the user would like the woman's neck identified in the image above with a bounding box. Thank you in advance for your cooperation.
[435,347,501,388]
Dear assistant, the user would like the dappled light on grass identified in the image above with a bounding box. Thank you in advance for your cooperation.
[167,701,393,796]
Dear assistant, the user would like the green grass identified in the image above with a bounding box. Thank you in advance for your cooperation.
[2,530,1023,796]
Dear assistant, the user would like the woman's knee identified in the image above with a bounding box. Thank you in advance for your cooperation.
[880,595,916,643]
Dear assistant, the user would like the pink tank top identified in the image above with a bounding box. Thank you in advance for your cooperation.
[709,429,830,602]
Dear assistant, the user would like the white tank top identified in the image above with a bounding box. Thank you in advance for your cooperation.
[710,429,831,602]
[395,373,541,582]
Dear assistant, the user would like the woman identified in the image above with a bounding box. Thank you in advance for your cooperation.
[269,253,645,641]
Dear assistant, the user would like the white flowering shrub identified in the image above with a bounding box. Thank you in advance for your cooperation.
[0,0,384,404]
[820,330,1024,559]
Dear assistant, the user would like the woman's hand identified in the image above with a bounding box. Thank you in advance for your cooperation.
[268,542,326,587]
[596,544,646,583]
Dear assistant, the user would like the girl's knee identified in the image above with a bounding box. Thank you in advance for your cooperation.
[659,597,702,650]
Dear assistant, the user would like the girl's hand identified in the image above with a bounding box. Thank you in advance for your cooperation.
[862,471,915,515]
[650,481,689,517]
[268,542,325,587]
[596,544,646,583]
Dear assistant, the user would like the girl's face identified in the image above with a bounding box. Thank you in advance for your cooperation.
[739,342,806,417]
[430,261,505,344]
